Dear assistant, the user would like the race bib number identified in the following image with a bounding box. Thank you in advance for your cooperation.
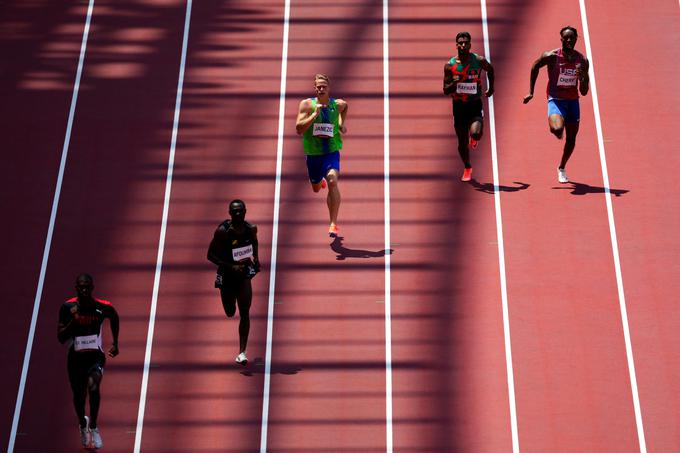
[74,334,101,352]
[232,244,254,261]
[456,82,478,94]
[557,74,578,87]
[312,122,334,138]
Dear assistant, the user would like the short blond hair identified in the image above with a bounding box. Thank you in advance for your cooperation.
[314,73,330,84]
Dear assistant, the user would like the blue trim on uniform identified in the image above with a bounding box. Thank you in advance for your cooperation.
[305,151,340,184]
[548,98,580,123]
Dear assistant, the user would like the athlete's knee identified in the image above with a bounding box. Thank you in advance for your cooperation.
[326,171,339,186]
[550,125,564,137]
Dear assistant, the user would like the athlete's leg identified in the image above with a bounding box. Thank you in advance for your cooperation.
[455,122,472,168]
[560,122,580,169]
[549,114,565,139]
[235,280,253,353]
[220,285,238,318]
[326,169,341,225]
[67,353,88,428]
[86,364,104,429]
[469,119,484,142]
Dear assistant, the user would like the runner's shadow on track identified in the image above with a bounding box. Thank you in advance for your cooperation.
[330,236,394,261]
[240,357,302,377]
[469,179,530,194]
[552,181,629,197]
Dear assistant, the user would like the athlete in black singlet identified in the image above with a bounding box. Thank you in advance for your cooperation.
[57,273,119,449]
[207,199,260,365]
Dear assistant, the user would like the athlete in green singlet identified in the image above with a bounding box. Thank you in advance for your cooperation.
[443,32,495,182]
[295,74,348,237]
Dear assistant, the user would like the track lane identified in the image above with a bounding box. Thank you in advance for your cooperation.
[0,1,88,446]
[388,1,513,451]
[136,1,284,451]
[263,1,388,451]
[584,0,680,450]
[11,2,187,451]
[488,0,640,450]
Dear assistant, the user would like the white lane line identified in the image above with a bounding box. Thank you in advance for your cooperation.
[259,0,290,450]
[382,1,393,452]
[479,0,520,451]
[577,2,646,451]
[6,1,95,451]
[133,1,192,451]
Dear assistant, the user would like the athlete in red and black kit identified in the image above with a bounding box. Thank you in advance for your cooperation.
[207,199,260,365]
[57,273,119,449]
[443,31,495,182]
[523,26,590,183]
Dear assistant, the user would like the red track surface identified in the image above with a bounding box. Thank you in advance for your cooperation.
[3,0,679,452]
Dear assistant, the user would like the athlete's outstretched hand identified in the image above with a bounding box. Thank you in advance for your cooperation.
[523,94,533,104]
[108,343,119,358]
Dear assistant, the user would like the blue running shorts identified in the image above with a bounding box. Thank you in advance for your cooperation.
[548,98,580,123]
[305,151,340,184]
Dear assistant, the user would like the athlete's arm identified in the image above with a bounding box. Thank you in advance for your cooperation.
[295,99,321,135]
[207,226,228,267]
[479,55,495,97]
[443,63,458,95]
[57,303,77,344]
[523,51,553,104]
[578,58,590,96]
[337,99,348,134]
[106,305,120,357]
[251,225,261,272]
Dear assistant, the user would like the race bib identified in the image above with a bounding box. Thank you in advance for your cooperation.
[74,334,101,352]
[312,122,334,138]
[557,74,578,87]
[232,244,254,261]
[456,82,478,94]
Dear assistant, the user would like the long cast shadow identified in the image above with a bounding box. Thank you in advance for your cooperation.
[470,179,530,194]
[330,236,393,260]
[552,181,629,196]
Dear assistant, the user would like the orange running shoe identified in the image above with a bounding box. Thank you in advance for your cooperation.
[461,168,473,182]
[328,223,339,238]
[469,137,478,150]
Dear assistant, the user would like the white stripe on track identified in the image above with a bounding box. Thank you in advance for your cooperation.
[382,1,393,452]
[577,2,647,451]
[259,0,291,450]
[6,1,95,451]
[133,1,193,451]
[479,0,520,451]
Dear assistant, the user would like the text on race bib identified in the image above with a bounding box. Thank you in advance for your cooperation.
[456,82,478,94]
[313,122,334,138]
[557,74,578,86]
[232,244,254,261]
[74,334,101,352]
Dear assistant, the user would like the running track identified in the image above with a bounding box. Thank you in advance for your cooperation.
[2,0,679,451]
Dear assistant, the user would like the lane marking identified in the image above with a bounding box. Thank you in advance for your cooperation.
[6,1,96,451]
[259,0,291,450]
[133,1,193,451]
[479,0,520,451]
[577,2,647,451]
[382,1,393,452]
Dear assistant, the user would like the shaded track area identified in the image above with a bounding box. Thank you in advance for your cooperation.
[3,0,680,452]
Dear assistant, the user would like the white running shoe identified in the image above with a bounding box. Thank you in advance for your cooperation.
[91,427,103,449]
[80,415,91,448]
[557,168,569,183]
[235,352,248,366]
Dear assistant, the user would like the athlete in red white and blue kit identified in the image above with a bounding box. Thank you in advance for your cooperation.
[523,26,590,183]
[58,273,119,449]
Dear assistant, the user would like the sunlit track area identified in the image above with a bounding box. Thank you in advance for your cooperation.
[2,0,679,452]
